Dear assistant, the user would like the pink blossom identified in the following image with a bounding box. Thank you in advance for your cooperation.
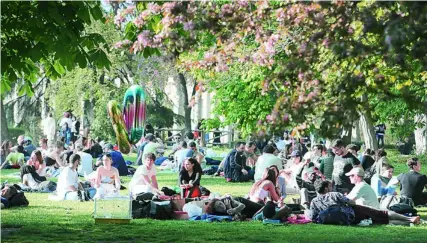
[133,16,145,29]
[137,30,152,47]
[114,14,125,26]
[161,16,174,26]
[322,39,330,47]
[183,21,195,31]
[283,113,289,121]
[266,114,273,122]
[276,8,285,21]
[174,15,185,23]
[221,4,233,17]
[312,80,319,85]
[140,10,151,20]
[123,5,135,15]
[162,2,177,13]
[298,73,304,81]
[147,3,161,14]
[237,0,249,8]
[257,120,263,126]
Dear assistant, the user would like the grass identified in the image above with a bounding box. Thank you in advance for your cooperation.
[1,149,427,243]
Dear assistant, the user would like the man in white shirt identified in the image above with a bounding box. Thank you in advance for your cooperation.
[43,113,56,148]
[174,141,189,171]
[75,143,93,177]
[346,167,380,209]
[254,145,283,182]
[56,154,81,200]
[129,153,159,198]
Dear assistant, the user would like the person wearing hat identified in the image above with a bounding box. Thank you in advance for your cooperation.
[23,137,37,158]
[346,167,380,209]
[282,150,308,194]
[98,143,128,176]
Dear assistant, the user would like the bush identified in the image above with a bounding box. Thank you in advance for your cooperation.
[7,127,25,142]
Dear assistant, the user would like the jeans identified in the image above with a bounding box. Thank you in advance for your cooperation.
[376,134,384,148]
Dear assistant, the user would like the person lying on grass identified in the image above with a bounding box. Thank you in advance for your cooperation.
[129,152,162,197]
[308,180,420,226]
[179,158,202,198]
[93,153,121,199]
[205,196,246,217]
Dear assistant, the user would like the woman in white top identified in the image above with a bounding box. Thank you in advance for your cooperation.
[129,153,160,197]
[93,153,121,199]
[249,166,281,204]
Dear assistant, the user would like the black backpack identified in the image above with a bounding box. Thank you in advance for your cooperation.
[132,199,152,219]
[149,200,172,220]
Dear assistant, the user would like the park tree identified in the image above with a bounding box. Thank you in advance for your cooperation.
[47,18,184,141]
[1,1,111,139]
[115,1,427,150]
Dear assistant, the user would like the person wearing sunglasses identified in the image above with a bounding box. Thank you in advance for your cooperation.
[345,167,380,209]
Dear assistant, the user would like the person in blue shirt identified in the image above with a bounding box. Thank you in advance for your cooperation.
[98,143,129,176]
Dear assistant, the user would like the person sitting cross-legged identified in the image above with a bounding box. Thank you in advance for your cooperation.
[129,153,161,197]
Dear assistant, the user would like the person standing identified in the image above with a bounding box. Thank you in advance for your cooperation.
[43,113,56,148]
[59,112,73,145]
[375,123,386,148]
[331,139,361,194]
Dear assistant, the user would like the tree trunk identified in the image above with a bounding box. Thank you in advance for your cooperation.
[352,120,362,142]
[1,99,9,140]
[341,123,352,145]
[414,113,427,155]
[40,78,49,119]
[177,72,192,133]
[359,111,378,151]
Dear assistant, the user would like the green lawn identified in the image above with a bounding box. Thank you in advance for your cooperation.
[1,149,427,242]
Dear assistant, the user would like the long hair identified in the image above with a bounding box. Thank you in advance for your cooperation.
[250,167,277,196]
[32,150,43,165]
[184,157,202,173]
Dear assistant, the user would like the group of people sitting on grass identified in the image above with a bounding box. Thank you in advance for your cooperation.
[130,131,426,225]
[2,130,427,226]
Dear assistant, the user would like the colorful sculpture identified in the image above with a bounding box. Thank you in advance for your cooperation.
[107,85,146,154]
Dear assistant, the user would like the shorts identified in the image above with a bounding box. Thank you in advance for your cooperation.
[352,205,389,225]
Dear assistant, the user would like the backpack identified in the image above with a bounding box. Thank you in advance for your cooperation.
[318,205,352,225]
[132,199,152,219]
[149,200,172,220]
[379,195,414,210]
[389,203,418,216]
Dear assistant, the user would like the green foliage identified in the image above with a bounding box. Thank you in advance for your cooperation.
[1,1,111,96]
[7,127,25,143]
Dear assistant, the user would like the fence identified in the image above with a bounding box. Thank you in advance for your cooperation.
[153,128,240,148]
